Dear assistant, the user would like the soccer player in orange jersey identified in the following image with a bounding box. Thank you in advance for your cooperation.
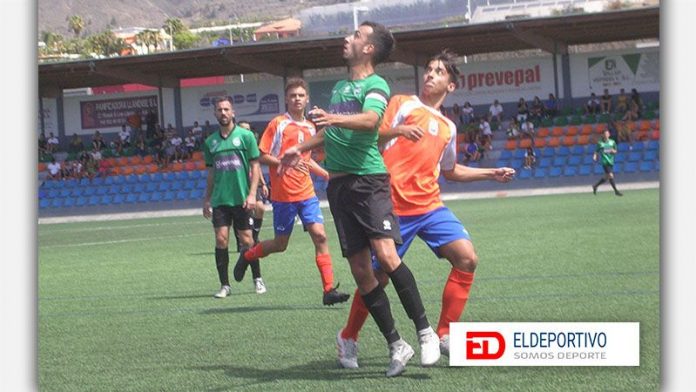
[233,78,351,306]
[335,50,516,368]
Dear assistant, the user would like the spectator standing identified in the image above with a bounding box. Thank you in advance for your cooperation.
[600,88,613,114]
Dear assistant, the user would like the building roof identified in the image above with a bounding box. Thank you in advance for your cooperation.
[38,7,658,96]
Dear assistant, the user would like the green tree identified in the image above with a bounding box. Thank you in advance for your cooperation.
[67,15,85,37]
[173,30,200,49]
[163,18,186,35]
[88,30,127,57]
[135,29,162,53]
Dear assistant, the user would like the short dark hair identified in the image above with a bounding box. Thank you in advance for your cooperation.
[285,77,309,95]
[214,96,233,107]
[361,21,395,65]
[425,49,460,87]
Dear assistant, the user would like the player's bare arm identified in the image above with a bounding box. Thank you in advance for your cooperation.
[442,164,515,183]
[308,107,380,132]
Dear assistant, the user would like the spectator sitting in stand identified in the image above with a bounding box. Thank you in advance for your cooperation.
[520,118,535,142]
[529,96,545,123]
[46,132,60,153]
[191,121,204,144]
[585,93,601,115]
[463,137,481,163]
[616,120,634,145]
[83,153,98,181]
[622,97,641,122]
[523,146,536,169]
[184,130,197,160]
[516,97,529,123]
[616,88,629,113]
[544,93,559,118]
[600,89,612,114]
[92,130,106,152]
[488,99,504,124]
[47,157,62,180]
[118,124,132,149]
[506,117,520,139]
[134,133,149,157]
[630,88,644,117]
[461,101,475,125]
[67,133,85,155]
[170,131,185,163]
[478,116,493,150]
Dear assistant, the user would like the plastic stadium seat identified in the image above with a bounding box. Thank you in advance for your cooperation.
[189,170,203,180]
[157,182,171,192]
[499,150,513,160]
[51,198,64,208]
[195,160,207,170]
[517,169,532,180]
[646,140,659,151]
[142,155,154,164]
[579,165,592,176]
[519,138,532,149]
[624,162,638,173]
[83,187,96,197]
[505,140,517,150]
[120,184,132,194]
[184,161,197,171]
[150,191,163,202]
[510,159,523,170]
[541,147,554,158]
[192,151,204,161]
[617,143,630,153]
[108,185,121,195]
[581,124,593,135]
[639,120,651,132]
[125,194,138,204]
[566,126,579,137]
[184,180,196,190]
[563,166,577,177]
[513,149,526,159]
[163,191,175,201]
[644,150,658,161]
[63,197,76,208]
[568,156,582,166]
[39,199,50,209]
[552,156,566,166]
[582,155,594,165]
[129,155,143,166]
[639,161,655,172]
[547,137,560,148]
[495,159,508,168]
[79,178,90,186]
[146,182,158,192]
[571,145,585,155]
[95,186,108,196]
[164,172,177,182]
[190,189,204,199]
[196,179,207,189]
[138,193,151,203]
[655,161,660,171]
[112,194,125,205]
[536,128,550,138]
[133,183,145,193]
[151,172,164,182]
[627,151,642,162]
[533,138,546,148]
[549,167,562,177]
[70,188,83,197]
[99,195,112,205]
[171,181,183,191]
[595,123,607,132]
[88,196,100,206]
[632,141,645,151]
[557,146,570,157]
[171,162,185,172]
[650,130,660,140]
[176,190,188,200]
[120,166,135,176]
[47,189,59,199]
[125,174,138,184]
[593,165,605,175]
[60,189,71,198]
[551,127,564,137]
[467,161,480,168]
[134,165,147,175]
[538,158,552,168]
[176,171,190,181]
[112,175,125,185]
[576,135,591,145]
[533,168,547,178]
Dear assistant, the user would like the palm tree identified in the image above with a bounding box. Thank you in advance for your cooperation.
[135,30,162,54]
[67,15,85,38]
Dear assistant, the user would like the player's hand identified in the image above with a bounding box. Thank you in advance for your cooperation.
[397,125,424,141]
[308,107,331,128]
[243,194,256,211]
[494,167,516,182]
[203,201,212,219]
[260,183,269,198]
[294,160,310,175]
[279,146,301,175]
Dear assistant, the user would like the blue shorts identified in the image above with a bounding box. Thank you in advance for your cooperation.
[372,206,470,270]
[272,196,324,236]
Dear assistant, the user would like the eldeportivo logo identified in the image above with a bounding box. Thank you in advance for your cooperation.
[466,332,505,360]
[450,322,639,367]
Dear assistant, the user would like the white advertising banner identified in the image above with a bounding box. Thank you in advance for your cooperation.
[570,48,659,96]
[450,322,640,367]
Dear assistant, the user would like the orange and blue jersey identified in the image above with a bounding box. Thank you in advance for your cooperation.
[259,113,318,203]
[380,95,457,216]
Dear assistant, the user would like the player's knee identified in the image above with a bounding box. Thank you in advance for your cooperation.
[452,251,478,272]
[215,235,228,249]
[311,231,327,246]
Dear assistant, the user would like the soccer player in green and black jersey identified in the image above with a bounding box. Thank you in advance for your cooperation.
[592,129,623,196]
[203,97,263,298]
[279,21,440,377]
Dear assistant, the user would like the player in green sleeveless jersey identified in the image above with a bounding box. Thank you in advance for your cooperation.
[280,21,439,377]
[592,129,623,196]
[203,97,263,298]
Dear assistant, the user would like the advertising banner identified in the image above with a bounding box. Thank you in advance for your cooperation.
[79,96,158,129]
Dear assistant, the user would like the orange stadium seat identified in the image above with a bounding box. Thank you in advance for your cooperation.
[581,124,593,135]
[146,164,159,174]
[653,119,660,130]
[142,155,154,164]
[562,136,575,146]
[505,139,518,150]
[534,138,546,148]
[547,137,560,148]
[457,134,466,144]
[639,120,651,132]
[551,127,564,137]
[171,162,184,172]
[192,151,204,161]
[134,165,147,175]
[111,166,122,176]
[184,161,197,171]
[536,127,550,138]
[116,157,129,166]
[38,162,47,172]
[566,126,578,137]
[120,165,135,176]
[650,130,660,140]
[129,155,143,166]
[519,138,532,149]
[635,131,649,141]
[577,135,590,145]
[195,160,206,170]
[595,123,607,133]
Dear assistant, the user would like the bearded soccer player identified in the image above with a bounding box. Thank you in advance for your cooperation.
[280,21,439,377]
[203,97,262,299]
[233,78,351,306]
[334,50,515,369]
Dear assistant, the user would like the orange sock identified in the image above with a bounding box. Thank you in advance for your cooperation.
[315,253,334,293]
[243,243,264,261]
[341,288,369,341]
[437,268,475,338]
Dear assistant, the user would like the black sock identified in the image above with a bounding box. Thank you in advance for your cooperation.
[362,285,400,345]
[215,247,229,286]
[250,260,261,280]
[388,262,430,332]
[609,179,619,192]
[234,230,241,253]
[594,178,606,188]
[253,218,263,244]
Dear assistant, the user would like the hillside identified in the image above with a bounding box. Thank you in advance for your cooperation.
[37,0,348,36]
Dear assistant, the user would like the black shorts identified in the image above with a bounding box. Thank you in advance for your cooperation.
[212,205,254,230]
[326,173,402,257]
[602,164,614,175]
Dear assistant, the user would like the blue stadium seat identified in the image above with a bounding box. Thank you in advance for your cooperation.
[189,170,202,180]
[79,178,90,186]
[112,175,125,185]
[38,189,48,200]
[59,189,71,198]
[570,145,585,155]
[190,189,204,199]
[176,171,190,181]
[563,166,577,177]
[646,140,659,151]
[633,141,645,151]
[655,161,660,171]
[64,179,78,188]
[495,159,509,168]
[624,162,638,173]
[104,176,115,185]
[499,150,513,160]
[163,191,175,201]
[137,174,152,183]
[120,184,132,194]
[593,165,604,175]
[133,183,145,194]
[63,197,76,208]
[513,149,526,159]
[567,156,582,166]
[467,161,480,168]
[43,180,59,189]
[145,182,158,192]
[171,181,183,191]
[196,179,207,189]
[125,194,138,204]
[614,154,625,164]
[549,167,562,177]
[557,146,570,157]
[112,194,125,205]
[628,151,642,162]
[184,180,196,190]
[639,161,654,172]
[579,165,592,176]
[510,159,523,170]
[47,189,59,198]
[151,172,164,182]
[96,186,109,196]
[88,196,100,206]
[644,150,658,161]
[125,175,138,184]
[541,147,555,158]
[517,169,532,180]
[51,198,64,208]
[538,158,552,168]
[150,191,163,202]
[164,172,177,182]
[614,163,623,173]
[552,156,566,166]
[533,168,547,178]
[92,177,105,186]
[70,188,83,197]
[39,199,50,209]
[100,195,113,205]
[137,193,151,203]
[617,143,630,153]
[176,190,189,200]
[582,155,594,165]
[157,182,171,192]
